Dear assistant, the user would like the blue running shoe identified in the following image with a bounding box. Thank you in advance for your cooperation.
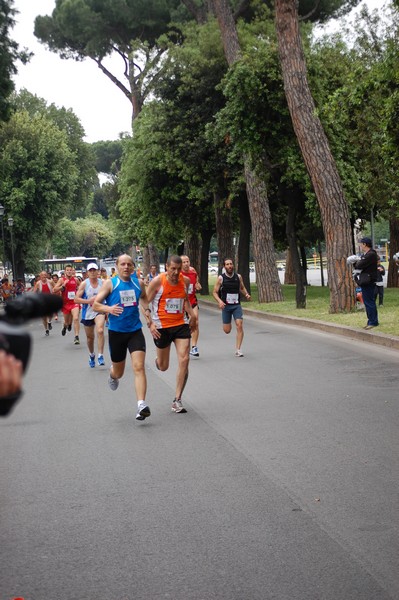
[98,355,105,366]
[89,355,95,368]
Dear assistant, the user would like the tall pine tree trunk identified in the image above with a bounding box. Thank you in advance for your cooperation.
[244,163,283,301]
[214,191,234,272]
[212,0,283,303]
[286,198,306,308]
[199,227,213,295]
[184,233,201,275]
[388,214,399,288]
[237,194,251,293]
[275,0,354,313]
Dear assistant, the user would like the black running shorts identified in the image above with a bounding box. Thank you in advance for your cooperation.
[108,328,146,363]
[153,324,191,349]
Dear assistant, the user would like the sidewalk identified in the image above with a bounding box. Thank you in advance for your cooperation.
[200,299,399,352]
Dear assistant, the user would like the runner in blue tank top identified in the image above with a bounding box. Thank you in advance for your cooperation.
[93,254,154,421]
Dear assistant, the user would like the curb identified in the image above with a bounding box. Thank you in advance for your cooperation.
[199,300,399,352]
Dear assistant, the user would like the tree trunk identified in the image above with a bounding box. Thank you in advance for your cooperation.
[199,227,213,295]
[184,233,201,275]
[237,194,251,293]
[318,241,325,287]
[244,163,283,301]
[300,246,309,286]
[387,214,399,288]
[214,191,234,273]
[284,248,295,284]
[212,0,283,303]
[286,201,306,308]
[275,0,355,313]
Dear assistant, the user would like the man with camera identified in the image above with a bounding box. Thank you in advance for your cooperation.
[348,237,378,330]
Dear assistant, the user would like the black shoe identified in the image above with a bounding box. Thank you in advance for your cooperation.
[61,327,66,336]
[74,336,80,345]
[48,322,52,330]
[45,330,49,336]
[67,324,72,332]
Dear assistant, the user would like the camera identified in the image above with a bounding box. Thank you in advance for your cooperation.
[0,293,63,416]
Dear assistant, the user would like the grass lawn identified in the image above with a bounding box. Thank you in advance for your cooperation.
[202,277,399,337]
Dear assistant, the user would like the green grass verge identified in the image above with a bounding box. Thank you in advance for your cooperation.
[202,277,399,337]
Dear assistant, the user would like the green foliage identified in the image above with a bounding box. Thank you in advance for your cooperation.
[34,0,175,58]
[0,110,79,267]
[118,20,232,247]
[51,214,117,257]
[313,5,399,220]
[12,89,98,216]
[0,0,31,121]
[91,139,124,174]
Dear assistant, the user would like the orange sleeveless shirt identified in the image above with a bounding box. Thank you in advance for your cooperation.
[151,273,187,329]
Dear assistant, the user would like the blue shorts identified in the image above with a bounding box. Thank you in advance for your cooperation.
[222,303,243,324]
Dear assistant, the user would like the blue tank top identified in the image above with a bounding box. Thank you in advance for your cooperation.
[106,275,142,333]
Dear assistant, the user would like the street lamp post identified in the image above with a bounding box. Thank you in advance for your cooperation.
[7,217,16,280]
[0,204,6,276]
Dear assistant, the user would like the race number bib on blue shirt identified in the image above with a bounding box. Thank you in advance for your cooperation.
[120,290,137,306]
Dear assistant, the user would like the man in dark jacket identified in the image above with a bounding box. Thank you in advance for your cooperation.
[354,237,378,329]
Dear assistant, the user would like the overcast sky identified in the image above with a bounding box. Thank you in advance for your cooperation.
[11,0,384,144]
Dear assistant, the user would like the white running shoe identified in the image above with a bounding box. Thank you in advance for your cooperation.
[171,399,187,413]
[235,349,243,357]
[136,402,151,421]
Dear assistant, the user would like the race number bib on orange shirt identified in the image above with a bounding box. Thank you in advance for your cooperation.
[165,298,184,313]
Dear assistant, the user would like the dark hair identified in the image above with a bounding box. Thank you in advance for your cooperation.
[167,255,182,266]
[223,257,234,266]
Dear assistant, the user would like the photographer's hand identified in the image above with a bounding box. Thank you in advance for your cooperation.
[0,350,23,397]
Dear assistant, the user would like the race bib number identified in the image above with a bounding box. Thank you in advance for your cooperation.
[165,297,184,313]
[226,293,239,304]
[188,283,194,294]
[120,289,137,306]
[67,291,75,300]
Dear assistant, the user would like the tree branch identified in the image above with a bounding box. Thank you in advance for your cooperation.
[92,58,131,101]
[233,0,250,21]
[299,0,321,22]
[180,0,208,24]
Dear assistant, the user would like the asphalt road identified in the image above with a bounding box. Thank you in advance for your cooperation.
[1,305,398,600]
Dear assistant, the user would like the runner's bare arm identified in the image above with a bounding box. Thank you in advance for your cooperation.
[238,274,250,300]
[92,280,120,314]
[212,275,225,308]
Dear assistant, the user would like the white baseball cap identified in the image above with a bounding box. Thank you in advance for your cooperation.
[87,263,99,270]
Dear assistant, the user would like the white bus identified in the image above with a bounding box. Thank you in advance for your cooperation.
[39,256,99,275]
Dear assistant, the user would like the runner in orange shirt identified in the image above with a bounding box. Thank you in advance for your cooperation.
[146,255,197,414]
